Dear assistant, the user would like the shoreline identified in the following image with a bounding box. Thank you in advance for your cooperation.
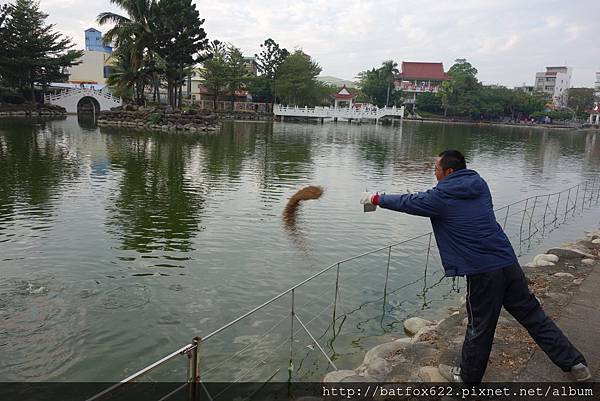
[323,229,600,384]
[0,104,66,118]
[404,117,599,132]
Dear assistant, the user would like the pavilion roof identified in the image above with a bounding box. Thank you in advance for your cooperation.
[331,85,357,99]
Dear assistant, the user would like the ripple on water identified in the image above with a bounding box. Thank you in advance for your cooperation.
[0,276,85,380]
[100,284,151,310]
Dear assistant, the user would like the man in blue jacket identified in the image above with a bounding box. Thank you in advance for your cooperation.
[360,149,590,384]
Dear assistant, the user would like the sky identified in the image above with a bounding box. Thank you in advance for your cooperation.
[36,0,600,87]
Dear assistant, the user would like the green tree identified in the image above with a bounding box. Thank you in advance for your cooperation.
[272,50,321,106]
[0,0,82,101]
[357,65,403,107]
[99,0,208,108]
[153,0,208,107]
[255,38,289,79]
[568,88,595,117]
[98,0,159,105]
[416,92,442,113]
[247,75,272,103]
[438,80,454,116]
[357,68,387,106]
[446,58,481,117]
[253,38,289,104]
[199,40,228,110]
[225,45,250,107]
[105,45,142,101]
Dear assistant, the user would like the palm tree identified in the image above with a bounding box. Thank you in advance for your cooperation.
[97,0,159,104]
[106,44,152,103]
[380,60,399,107]
[98,0,157,49]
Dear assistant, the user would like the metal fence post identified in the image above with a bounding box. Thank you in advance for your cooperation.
[554,193,561,228]
[421,233,433,308]
[564,188,571,223]
[383,247,392,300]
[503,205,510,230]
[288,289,295,382]
[582,181,588,212]
[519,198,529,246]
[573,184,580,217]
[542,194,551,236]
[332,263,341,322]
[528,196,538,241]
[187,337,201,401]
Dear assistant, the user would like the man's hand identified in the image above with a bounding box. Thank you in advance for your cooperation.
[360,192,379,206]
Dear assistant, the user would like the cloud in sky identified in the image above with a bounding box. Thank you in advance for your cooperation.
[38,0,600,87]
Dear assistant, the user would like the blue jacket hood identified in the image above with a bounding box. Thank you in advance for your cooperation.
[436,169,486,200]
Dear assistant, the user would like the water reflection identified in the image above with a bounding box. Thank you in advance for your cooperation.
[1,117,599,382]
[105,130,205,255]
[76,114,98,131]
[200,122,257,183]
[0,120,81,228]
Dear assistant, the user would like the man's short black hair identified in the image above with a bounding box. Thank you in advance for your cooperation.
[438,150,467,171]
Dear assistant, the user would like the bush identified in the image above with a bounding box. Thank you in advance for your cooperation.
[2,94,26,104]
[148,112,162,124]
[531,110,573,120]
[416,92,442,113]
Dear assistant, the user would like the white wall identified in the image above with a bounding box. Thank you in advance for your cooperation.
[551,69,571,108]
[68,51,112,85]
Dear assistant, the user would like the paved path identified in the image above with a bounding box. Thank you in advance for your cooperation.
[517,260,600,381]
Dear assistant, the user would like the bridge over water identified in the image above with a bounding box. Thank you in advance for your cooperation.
[274,104,405,123]
[44,88,122,114]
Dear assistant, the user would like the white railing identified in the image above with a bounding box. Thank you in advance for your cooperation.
[398,84,440,93]
[44,88,121,104]
[273,105,404,120]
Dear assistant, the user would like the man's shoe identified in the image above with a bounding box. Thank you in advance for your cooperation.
[570,363,591,382]
[438,364,463,383]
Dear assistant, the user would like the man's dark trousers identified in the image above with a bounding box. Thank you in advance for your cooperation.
[460,263,586,384]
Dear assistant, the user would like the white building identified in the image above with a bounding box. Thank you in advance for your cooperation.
[534,66,572,108]
[68,50,113,86]
[66,29,114,86]
[594,70,600,99]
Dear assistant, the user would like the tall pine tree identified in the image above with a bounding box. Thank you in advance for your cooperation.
[154,0,208,107]
[0,0,82,102]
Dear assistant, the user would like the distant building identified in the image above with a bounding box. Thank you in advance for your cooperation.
[68,50,114,86]
[394,62,450,104]
[243,57,258,76]
[515,84,535,95]
[534,66,571,108]
[595,70,600,99]
[85,28,113,54]
[68,29,114,86]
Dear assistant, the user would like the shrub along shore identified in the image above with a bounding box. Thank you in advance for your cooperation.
[0,103,66,117]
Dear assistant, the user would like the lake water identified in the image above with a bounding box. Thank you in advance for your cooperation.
[1,116,599,382]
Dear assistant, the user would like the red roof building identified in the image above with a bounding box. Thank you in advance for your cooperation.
[399,62,449,81]
[395,62,450,104]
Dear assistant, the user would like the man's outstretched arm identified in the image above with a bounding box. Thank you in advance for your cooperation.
[361,190,443,218]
